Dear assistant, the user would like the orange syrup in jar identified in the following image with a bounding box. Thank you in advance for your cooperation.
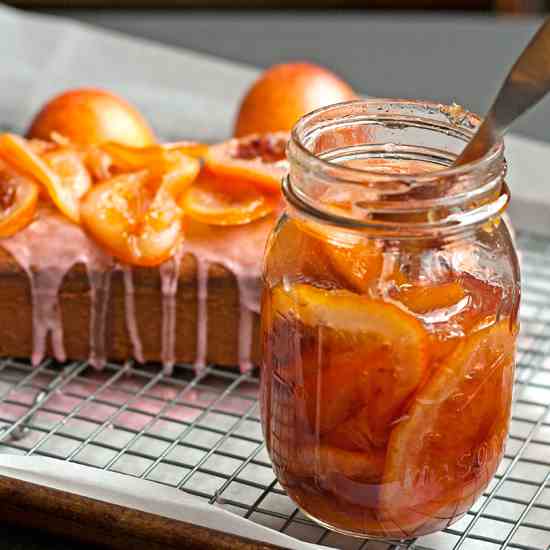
[261,139,519,540]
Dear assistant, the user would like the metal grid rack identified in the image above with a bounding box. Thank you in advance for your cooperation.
[0,231,548,550]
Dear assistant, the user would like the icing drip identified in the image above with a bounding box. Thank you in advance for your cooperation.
[238,301,254,373]
[0,208,111,366]
[236,274,261,373]
[182,217,270,371]
[159,247,183,375]
[87,269,112,369]
[29,270,66,366]
[122,266,145,364]
[194,258,210,371]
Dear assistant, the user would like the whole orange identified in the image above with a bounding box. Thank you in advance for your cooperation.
[234,62,356,137]
[27,88,155,147]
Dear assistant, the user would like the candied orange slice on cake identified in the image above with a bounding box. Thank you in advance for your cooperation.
[271,284,428,444]
[0,134,86,223]
[81,154,200,266]
[181,170,276,226]
[102,143,201,193]
[380,320,517,535]
[42,147,91,202]
[0,160,39,238]
[81,171,180,266]
[101,140,208,171]
[205,132,289,193]
[26,134,113,183]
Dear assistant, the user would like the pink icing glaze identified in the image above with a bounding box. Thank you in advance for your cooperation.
[193,258,209,371]
[159,246,183,375]
[121,265,145,365]
[0,208,112,366]
[181,216,272,371]
[0,209,273,371]
[87,268,113,369]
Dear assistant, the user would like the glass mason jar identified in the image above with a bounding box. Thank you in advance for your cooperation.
[260,99,520,540]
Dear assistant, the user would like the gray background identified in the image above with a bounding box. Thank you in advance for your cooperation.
[1,9,548,549]
[44,10,549,142]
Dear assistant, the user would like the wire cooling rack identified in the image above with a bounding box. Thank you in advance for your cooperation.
[0,231,548,550]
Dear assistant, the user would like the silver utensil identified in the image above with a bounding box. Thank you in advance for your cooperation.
[455,18,550,166]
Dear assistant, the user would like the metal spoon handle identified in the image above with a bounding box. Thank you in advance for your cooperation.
[455,18,550,166]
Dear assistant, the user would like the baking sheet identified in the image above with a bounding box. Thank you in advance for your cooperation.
[0,454,326,549]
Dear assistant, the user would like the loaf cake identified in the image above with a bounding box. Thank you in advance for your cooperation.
[0,211,271,372]
[0,63,357,371]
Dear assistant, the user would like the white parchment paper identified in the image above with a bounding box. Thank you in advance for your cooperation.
[0,455,327,550]
[0,5,257,142]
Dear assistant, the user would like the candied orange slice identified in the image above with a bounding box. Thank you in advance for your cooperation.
[323,238,384,293]
[392,275,507,369]
[263,217,342,289]
[31,138,113,182]
[81,170,183,266]
[396,281,466,314]
[292,444,385,482]
[271,284,428,444]
[105,143,201,191]
[42,147,91,201]
[323,404,380,453]
[460,272,504,326]
[393,281,469,366]
[393,275,502,326]
[27,138,58,156]
[162,141,209,158]
[380,320,516,535]
[205,132,289,193]
[0,160,39,238]
[153,151,201,198]
[0,134,82,223]
[81,145,113,181]
[181,170,275,226]
[102,140,207,171]
[301,349,362,434]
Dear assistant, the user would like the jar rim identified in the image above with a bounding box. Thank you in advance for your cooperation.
[286,98,508,234]
[290,98,504,184]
